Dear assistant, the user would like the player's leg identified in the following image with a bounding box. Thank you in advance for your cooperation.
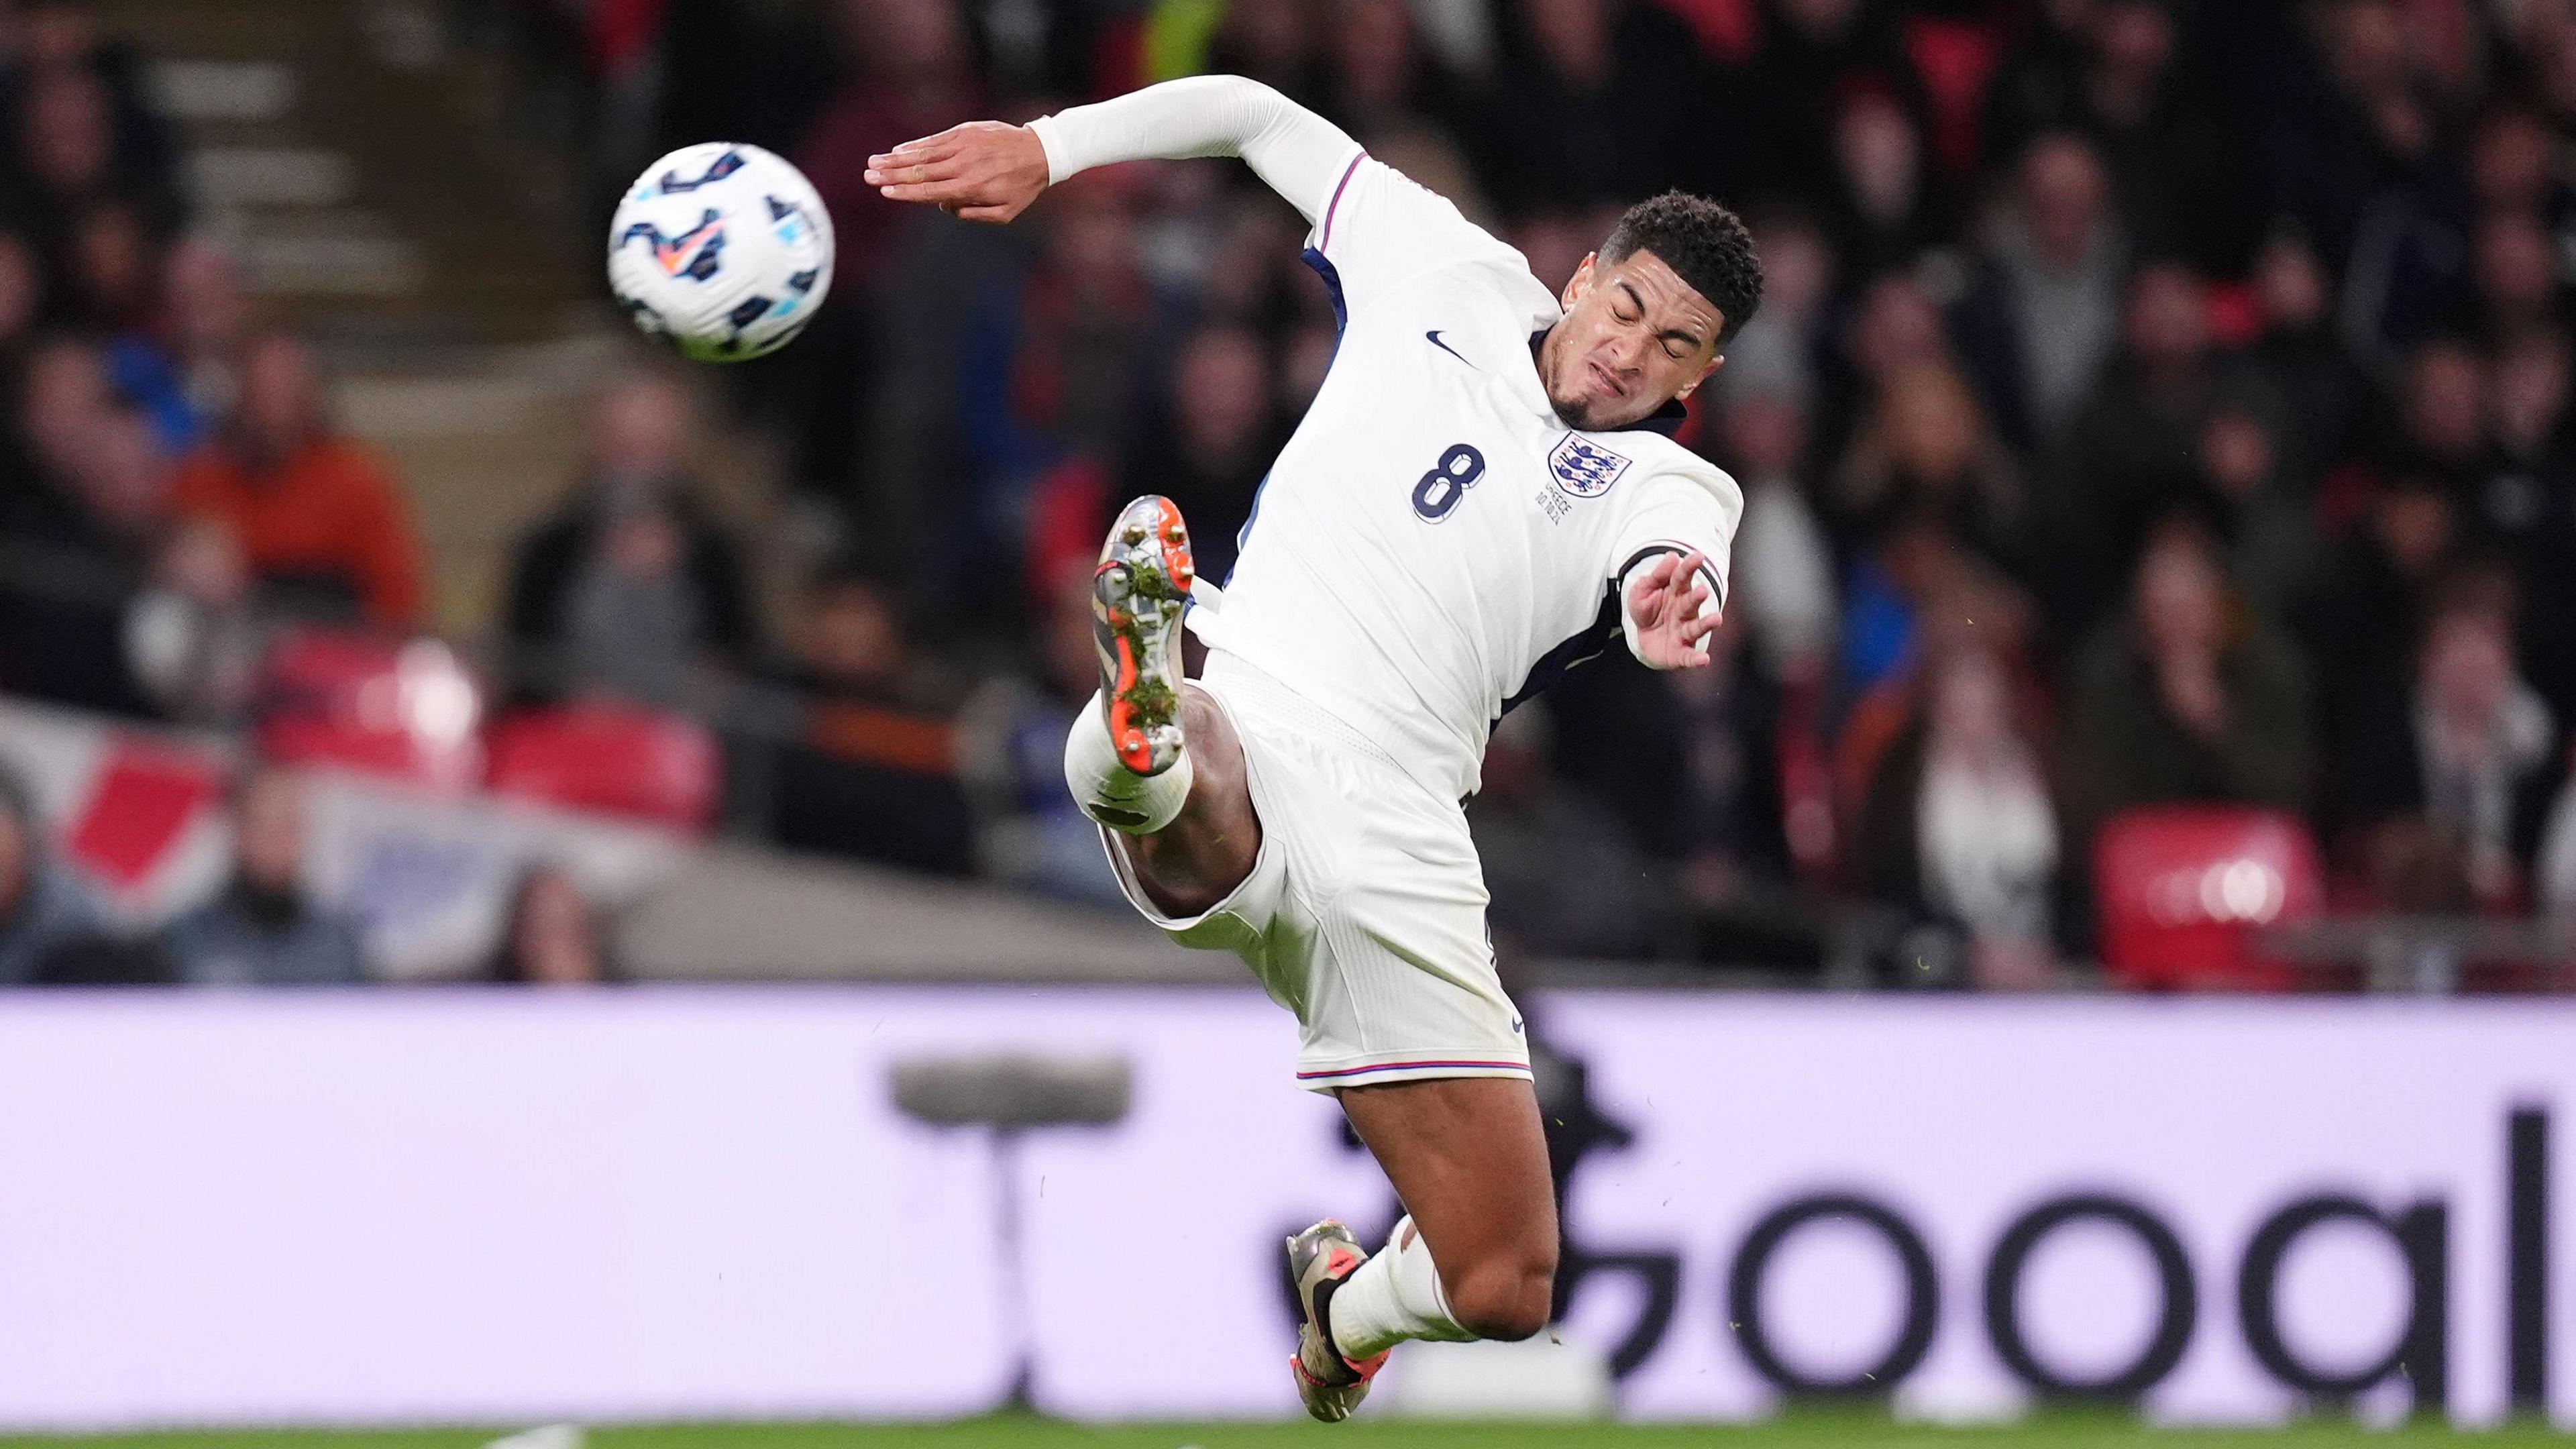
[1062,495,1262,916]
[1283,1076,1558,1421]
[1097,684,1259,917]
[1333,1076,1560,1346]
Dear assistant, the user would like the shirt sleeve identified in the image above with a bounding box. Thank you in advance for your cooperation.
[1301,153,1522,319]
[1029,75,1509,320]
[1029,76,1356,223]
[1611,468,1741,669]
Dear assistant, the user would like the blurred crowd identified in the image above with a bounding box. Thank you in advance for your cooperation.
[0,0,650,985]
[552,0,2576,983]
[15,0,2576,987]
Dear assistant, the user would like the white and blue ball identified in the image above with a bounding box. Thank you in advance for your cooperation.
[608,142,835,363]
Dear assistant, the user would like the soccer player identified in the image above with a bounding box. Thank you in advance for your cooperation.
[869,76,1758,1420]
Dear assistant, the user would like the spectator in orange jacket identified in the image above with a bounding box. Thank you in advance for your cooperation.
[170,332,422,627]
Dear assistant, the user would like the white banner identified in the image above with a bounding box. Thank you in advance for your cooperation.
[0,699,687,976]
[297,772,686,978]
[0,699,233,924]
[0,991,2567,1429]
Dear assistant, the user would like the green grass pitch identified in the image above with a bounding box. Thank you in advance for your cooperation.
[1,1414,2567,1448]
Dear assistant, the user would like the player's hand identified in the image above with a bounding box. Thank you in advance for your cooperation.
[1625,549,1719,670]
[865,121,1050,224]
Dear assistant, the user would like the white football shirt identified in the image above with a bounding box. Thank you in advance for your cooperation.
[1034,80,1742,803]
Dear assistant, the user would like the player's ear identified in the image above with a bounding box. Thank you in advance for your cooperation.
[1676,352,1724,400]
[1561,253,1599,311]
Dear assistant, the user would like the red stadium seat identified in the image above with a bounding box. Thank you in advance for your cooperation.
[2094,806,2326,991]
[484,702,721,831]
[254,629,484,793]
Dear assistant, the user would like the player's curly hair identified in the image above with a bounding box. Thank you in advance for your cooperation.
[1599,191,1764,350]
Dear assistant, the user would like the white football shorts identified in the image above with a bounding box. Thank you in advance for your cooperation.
[1099,651,1532,1092]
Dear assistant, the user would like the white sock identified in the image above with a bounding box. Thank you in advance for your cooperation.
[1063,694,1193,834]
[1330,1216,1474,1361]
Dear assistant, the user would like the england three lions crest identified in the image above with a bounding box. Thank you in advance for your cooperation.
[1550,435,1631,498]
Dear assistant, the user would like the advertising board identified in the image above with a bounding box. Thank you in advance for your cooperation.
[0,991,2564,1428]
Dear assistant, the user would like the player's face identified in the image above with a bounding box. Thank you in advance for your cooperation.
[1542,249,1725,431]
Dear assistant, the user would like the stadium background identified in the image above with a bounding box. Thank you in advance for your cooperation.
[1,0,2575,1442]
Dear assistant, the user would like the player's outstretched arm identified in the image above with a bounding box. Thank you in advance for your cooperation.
[870,76,1358,227]
[1624,550,1720,670]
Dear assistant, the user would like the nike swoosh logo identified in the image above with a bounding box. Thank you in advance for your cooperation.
[1426,330,1477,368]
[655,219,723,276]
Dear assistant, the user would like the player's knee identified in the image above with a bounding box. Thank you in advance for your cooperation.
[1178,686,1227,739]
[1447,1244,1557,1342]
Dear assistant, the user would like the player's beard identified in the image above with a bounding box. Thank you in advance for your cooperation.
[1548,384,1654,433]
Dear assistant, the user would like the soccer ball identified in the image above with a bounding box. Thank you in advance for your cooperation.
[608,143,835,363]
